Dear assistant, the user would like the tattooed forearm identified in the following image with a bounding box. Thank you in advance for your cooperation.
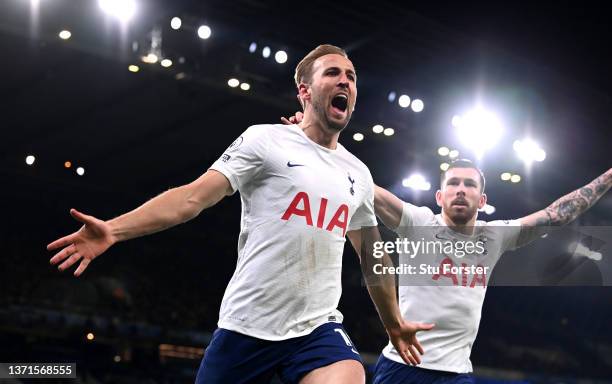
[544,169,612,226]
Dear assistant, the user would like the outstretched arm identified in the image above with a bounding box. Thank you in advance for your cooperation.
[374,185,405,229]
[47,170,232,276]
[518,168,612,245]
[347,227,434,366]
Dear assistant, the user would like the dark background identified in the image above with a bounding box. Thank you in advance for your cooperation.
[1,0,611,382]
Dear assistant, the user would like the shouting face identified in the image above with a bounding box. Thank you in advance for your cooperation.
[300,53,357,132]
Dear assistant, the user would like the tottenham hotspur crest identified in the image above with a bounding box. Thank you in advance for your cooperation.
[348,173,355,196]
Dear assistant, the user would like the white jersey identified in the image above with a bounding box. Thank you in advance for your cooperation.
[382,203,521,372]
[209,124,377,341]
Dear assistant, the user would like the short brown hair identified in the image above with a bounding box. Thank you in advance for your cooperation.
[441,159,486,193]
[294,44,348,88]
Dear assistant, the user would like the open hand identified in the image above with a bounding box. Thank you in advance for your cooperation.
[387,320,435,366]
[47,209,116,276]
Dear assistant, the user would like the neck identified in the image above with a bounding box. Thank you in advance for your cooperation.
[440,211,478,235]
[298,109,340,149]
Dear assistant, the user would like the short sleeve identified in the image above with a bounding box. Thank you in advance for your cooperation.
[209,125,269,194]
[488,219,522,252]
[348,172,378,231]
[398,203,435,228]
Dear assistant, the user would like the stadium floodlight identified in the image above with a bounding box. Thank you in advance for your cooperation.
[440,162,450,171]
[455,107,503,159]
[142,53,158,64]
[438,146,450,156]
[383,128,395,136]
[76,167,85,176]
[353,133,364,142]
[58,30,71,40]
[26,155,36,165]
[98,0,136,22]
[274,50,288,64]
[402,174,431,191]
[372,124,384,134]
[513,139,546,164]
[398,94,411,108]
[481,204,496,215]
[170,17,181,30]
[387,91,396,102]
[500,172,511,181]
[240,82,250,91]
[227,78,239,88]
[262,46,271,58]
[160,59,172,68]
[249,42,257,53]
[411,99,424,112]
[197,25,211,39]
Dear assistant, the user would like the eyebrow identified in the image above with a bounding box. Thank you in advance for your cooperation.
[446,177,478,185]
[326,66,357,79]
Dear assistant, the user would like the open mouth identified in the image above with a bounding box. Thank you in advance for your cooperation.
[331,94,348,113]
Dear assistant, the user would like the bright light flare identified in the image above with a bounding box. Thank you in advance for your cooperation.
[402,174,431,191]
[514,139,546,164]
[98,0,136,22]
[455,108,503,158]
[353,133,364,142]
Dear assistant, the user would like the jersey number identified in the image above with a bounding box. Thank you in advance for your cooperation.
[334,328,359,354]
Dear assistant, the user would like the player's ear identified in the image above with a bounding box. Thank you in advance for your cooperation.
[478,193,487,209]
[298,82,311,103]
[435,190,443,207]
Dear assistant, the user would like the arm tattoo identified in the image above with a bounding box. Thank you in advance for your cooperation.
[544,170,612,226]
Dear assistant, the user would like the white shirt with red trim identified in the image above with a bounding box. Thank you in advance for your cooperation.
[209,123,377,340]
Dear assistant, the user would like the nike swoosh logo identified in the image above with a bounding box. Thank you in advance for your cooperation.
[287,161,305,167]
[435,233,451,240]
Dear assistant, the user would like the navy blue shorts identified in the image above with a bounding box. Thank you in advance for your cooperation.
[373,355,475,384]
[196,322,363,384]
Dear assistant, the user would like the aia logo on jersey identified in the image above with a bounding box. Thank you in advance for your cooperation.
[432,257,487,288]
[281,192,349,236]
